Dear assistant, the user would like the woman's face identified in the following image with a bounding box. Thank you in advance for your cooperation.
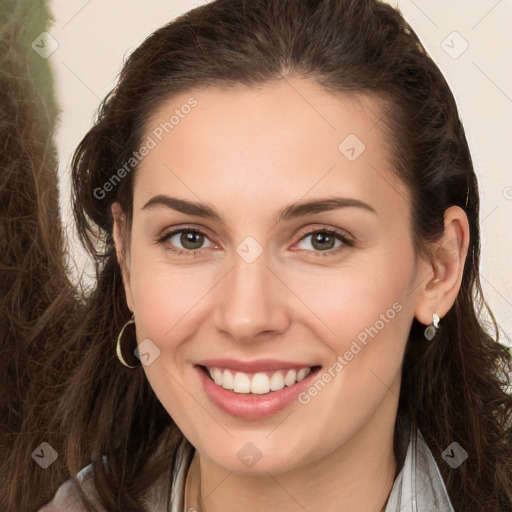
[115,77,428,474]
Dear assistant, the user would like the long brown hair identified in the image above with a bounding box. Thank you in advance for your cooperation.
[0,0,85,509]
[7,0,512,510]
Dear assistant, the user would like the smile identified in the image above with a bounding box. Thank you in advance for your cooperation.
[196,362,322,419]
[204,366,315,395]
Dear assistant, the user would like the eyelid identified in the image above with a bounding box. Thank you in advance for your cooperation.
[292,225,354,256]
[157,223,354,256]
[295,224,354,244]
[156,224,217,254]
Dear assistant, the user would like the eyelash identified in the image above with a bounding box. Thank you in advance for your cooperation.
[156,225,354,258]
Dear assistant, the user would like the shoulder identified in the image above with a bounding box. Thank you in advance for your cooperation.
[38,437,195,512]
[38,481,88,512]
[38,465,106,512]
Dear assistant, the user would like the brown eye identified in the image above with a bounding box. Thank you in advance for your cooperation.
[310,232,337,251]
[295,228,352,256]
[160,228,214,255]
[177,231,205,250]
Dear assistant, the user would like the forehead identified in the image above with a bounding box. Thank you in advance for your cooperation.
[133,76,409,221]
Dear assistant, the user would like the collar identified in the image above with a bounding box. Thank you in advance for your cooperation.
[385,427,455,511]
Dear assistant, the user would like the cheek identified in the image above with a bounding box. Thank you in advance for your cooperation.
[289,249,414,349]
[127,242,213,340]
[125,248,210,423]
[287,266,414,446]
[287,248,415,404]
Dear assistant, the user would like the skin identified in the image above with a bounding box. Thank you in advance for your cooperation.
[112,76,469,512]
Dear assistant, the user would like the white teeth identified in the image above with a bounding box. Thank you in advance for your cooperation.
[233,372,251,393]
[284,369,297,386]
[221,369,234,390]
[205,366,314,394]
[212,368,223,386]
[296,367,311,382]
[269,371,285,391]
[251,373,270,394]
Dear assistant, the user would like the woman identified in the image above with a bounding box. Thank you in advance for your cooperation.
[12,0,512,510]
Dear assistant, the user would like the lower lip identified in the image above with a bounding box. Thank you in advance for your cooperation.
[195,366,321,420]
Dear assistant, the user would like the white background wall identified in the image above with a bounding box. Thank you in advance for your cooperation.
[44,0,511,342]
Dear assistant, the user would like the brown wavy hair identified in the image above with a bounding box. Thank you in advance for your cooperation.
[0,0,85,509]
[4,0,512,510]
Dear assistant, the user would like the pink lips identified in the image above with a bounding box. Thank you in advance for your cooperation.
[195,358,320,420]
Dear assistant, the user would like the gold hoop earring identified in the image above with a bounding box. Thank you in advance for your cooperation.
[116,315,138,368]
[424,312,440,341]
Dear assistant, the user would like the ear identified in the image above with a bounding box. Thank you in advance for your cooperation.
[414,206,470,326]
[111,202,135,312]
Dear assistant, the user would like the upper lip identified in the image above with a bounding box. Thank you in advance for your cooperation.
[196,358,318,373]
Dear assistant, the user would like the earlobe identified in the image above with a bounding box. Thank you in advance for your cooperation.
[414,206,470,327]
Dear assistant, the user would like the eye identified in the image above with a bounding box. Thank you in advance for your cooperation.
[157,225,353,257]
[158,226,215,256]
[294,227,353,256]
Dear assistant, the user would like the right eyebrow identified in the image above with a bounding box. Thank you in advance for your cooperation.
[142,195,223,222]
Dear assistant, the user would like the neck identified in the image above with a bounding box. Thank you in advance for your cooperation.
[185,398,399,512]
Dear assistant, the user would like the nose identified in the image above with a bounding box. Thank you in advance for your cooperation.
[213,251,291,344]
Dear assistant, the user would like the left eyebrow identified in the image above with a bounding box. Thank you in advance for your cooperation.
[275,197,377,223]
[141,195,377,223]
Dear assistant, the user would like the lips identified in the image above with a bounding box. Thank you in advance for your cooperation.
[195,358,321,419]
